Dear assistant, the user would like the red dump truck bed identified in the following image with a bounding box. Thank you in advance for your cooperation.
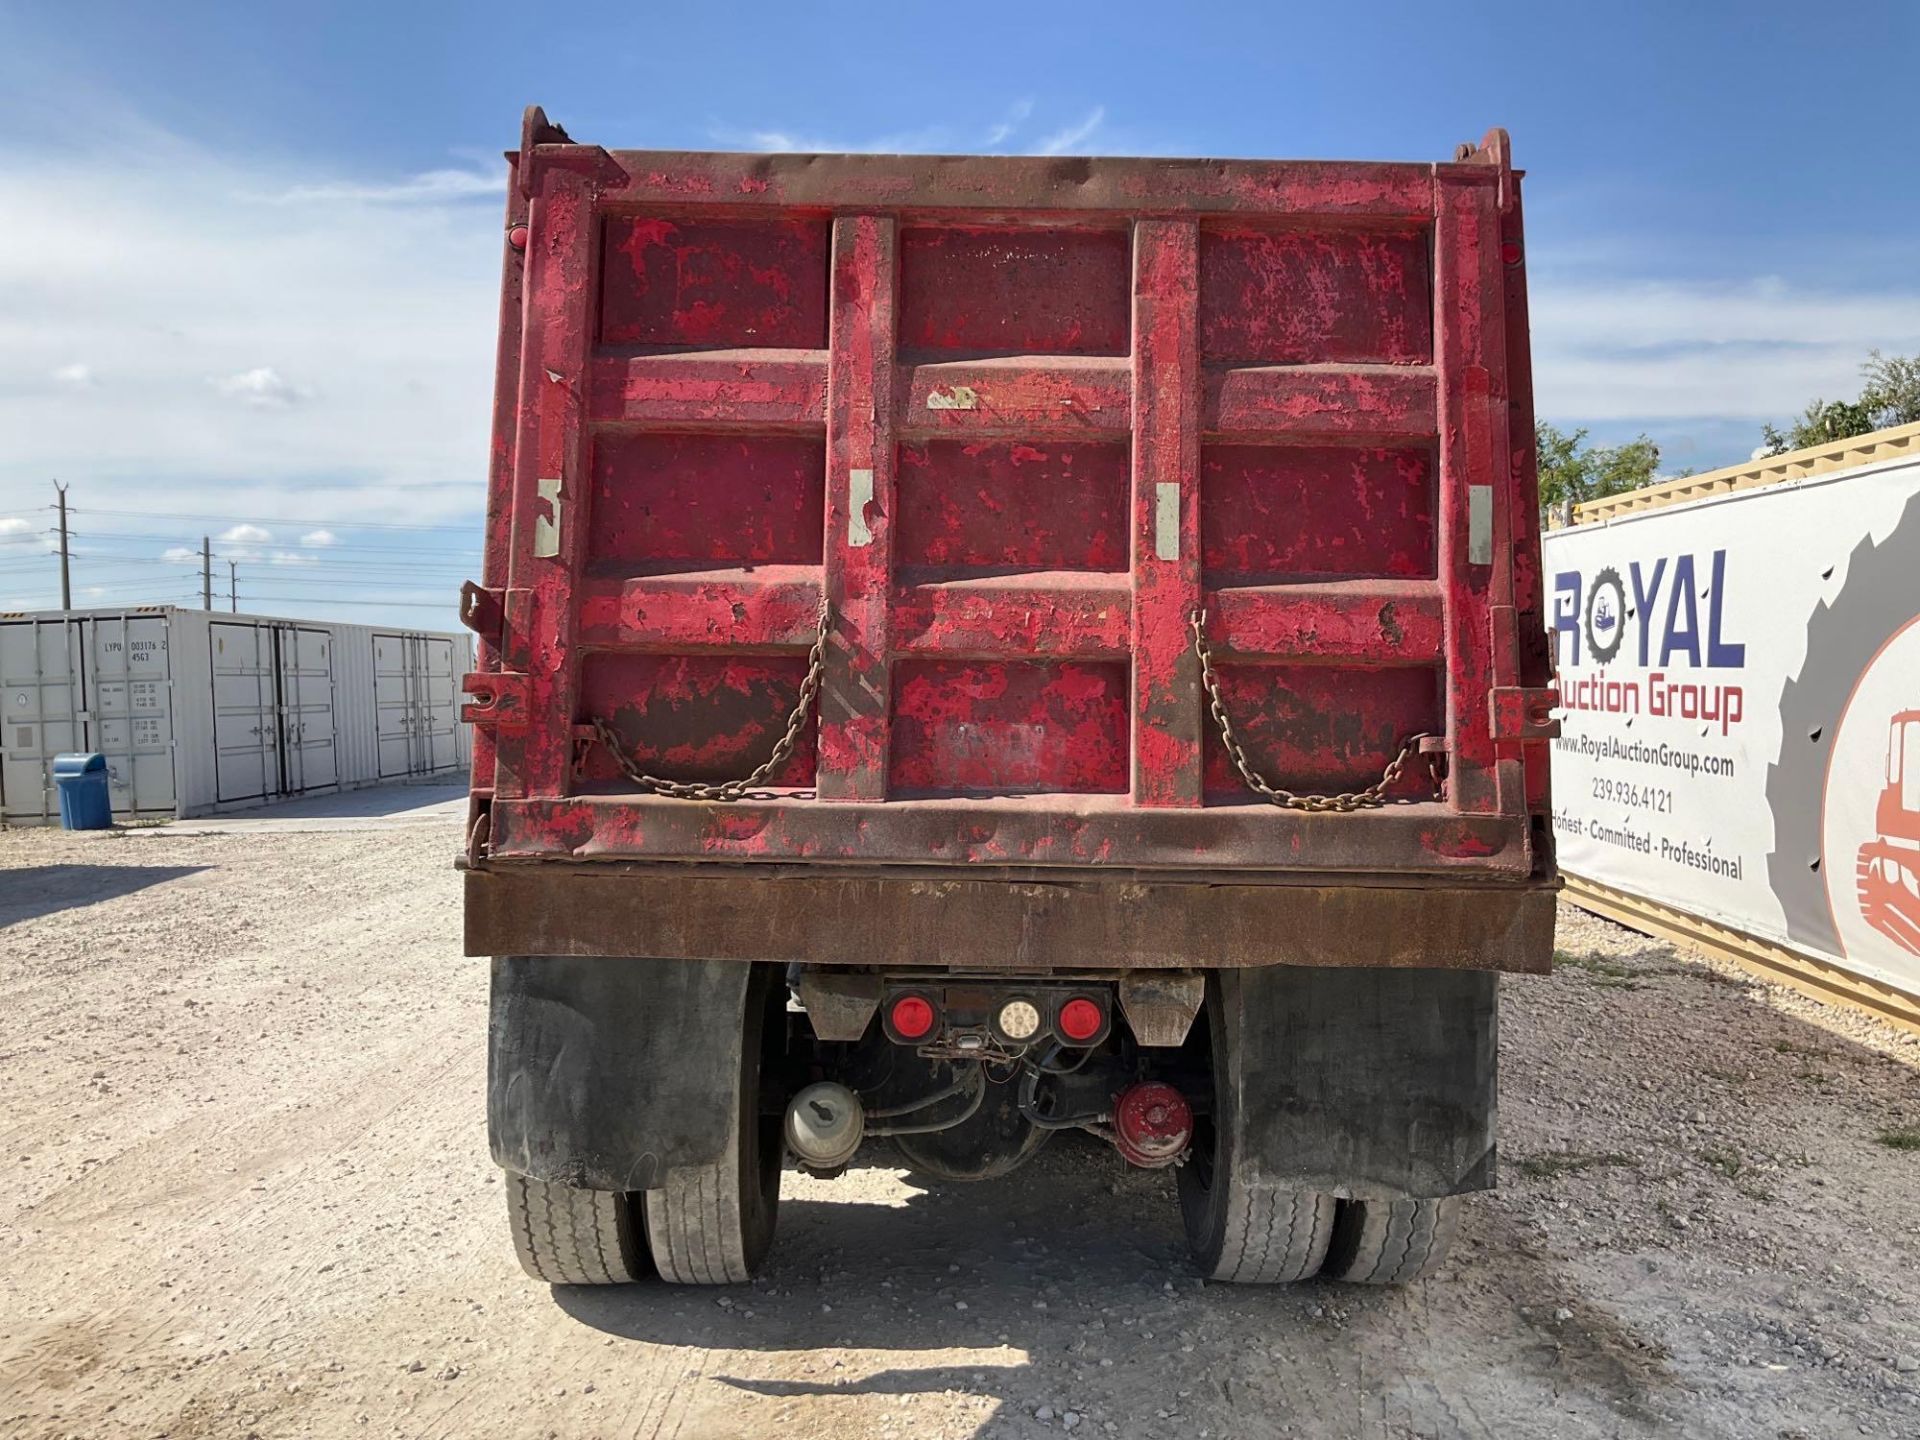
[476,111,1559,1292]
[461,111,1556,971]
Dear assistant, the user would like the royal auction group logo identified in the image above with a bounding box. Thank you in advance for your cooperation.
[1582,566,1627,665]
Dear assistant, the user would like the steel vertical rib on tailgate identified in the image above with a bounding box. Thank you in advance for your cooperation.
[472,134,1543,873]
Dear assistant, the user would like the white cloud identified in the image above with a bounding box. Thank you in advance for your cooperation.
[299,528,337,547]
[51,361,94,388]
[984,99,1034,148]
[1532,277,1920,422]
[712,102,1102,157]
[1036,107,1106,156]
[211,366,307,408]
[278,166,505,204]
[269,550,317,566]
[218,523,274,545]
[0,517,35,543]
[160,545,200,564]
[0,107,496,531]
[719,123,955,154]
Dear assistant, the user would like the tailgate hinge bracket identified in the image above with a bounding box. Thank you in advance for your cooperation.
[458,581,519,647]
[1489,686,1560,742]
[462,672,532,733]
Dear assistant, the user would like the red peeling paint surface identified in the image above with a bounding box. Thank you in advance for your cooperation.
[891,660,1129,796]
[601,216,828,349]
[471,130,1551,873]
[899,227,1131,357]
[896,440,1129,573]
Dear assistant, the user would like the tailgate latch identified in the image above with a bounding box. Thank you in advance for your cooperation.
[462,672,531,733]
[1489,686,1560,742]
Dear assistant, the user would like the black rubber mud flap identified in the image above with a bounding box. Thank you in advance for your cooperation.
[1211,966,1497,1199]
[489,955,755,1193]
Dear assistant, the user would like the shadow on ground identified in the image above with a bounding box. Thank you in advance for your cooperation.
[0,864,208,928]
[552,1132,1674,1438]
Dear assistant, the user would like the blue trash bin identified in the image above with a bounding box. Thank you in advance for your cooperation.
[54,752,114,830]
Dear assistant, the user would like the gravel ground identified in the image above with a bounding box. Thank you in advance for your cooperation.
[3,815,1919,1439]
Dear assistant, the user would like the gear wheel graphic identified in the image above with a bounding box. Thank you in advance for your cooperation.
[1765,485,1920,957]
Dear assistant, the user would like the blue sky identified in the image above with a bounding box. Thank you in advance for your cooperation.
[3,0,1918,626]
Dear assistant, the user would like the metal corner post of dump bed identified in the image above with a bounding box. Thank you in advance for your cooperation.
[459,111,1560,973]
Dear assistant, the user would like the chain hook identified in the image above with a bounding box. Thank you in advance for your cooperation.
[1189,609,1436,811]
[587,597,831,802]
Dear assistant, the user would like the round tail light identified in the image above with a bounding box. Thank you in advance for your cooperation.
[995,998,1042,1042]
[1055,996,1106,1045]
[886,992,937,1043]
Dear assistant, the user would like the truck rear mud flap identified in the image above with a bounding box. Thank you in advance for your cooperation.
[488,954,772,1192]
[1207,966,1497,1198]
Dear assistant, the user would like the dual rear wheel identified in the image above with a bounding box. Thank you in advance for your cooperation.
[507,962,782,1287]
[1176,1151,1460,1285]
[506,1114,779,1286]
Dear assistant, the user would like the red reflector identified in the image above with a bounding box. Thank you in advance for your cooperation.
[1500,239,1522,266]
[1057,997,1104,1043]
[890,994,936,1040]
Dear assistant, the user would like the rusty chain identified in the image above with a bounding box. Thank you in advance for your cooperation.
[1190,610,1436,811]
[588,599,831,802]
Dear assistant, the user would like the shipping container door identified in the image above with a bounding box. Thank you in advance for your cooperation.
[421,637,460,772]
[0,618,85,822]
[210,622,281,802]
[276,625,339,794]
[372,632,416,778]
[82,614,176,817]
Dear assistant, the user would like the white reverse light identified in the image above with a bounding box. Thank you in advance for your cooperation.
[996,999,1042,1042]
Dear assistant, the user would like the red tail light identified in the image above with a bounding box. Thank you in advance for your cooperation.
[1055,996,1106,1045]
[886,992,938,1043]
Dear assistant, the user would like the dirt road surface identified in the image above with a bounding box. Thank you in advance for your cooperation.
[4,802,1920,1439]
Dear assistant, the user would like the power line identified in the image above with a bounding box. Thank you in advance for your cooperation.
[62,532,480,559]
[231,595,462,610]
[70,505,480,534]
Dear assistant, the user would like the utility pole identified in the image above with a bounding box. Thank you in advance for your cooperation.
[201,537,212,610]
[228,559,238,613]
[54,481,72,609]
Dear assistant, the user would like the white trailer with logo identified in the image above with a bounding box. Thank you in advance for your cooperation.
[0,606,472,824]
[1543,421,1920,1032]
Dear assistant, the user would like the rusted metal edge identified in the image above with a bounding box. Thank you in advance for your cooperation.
[471,856,1554,889]
[575,150,1492,219]
[465,867,1557,973]
[483,797,1534,875]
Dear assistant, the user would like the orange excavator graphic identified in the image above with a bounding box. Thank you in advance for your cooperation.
[1859,710,1920,955]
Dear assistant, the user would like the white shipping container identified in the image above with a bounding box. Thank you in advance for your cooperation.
[0,606,473,824]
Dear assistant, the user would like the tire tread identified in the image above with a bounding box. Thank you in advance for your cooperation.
[1207,1184,1335,1284]
[645,1161,758,1285]
[1323,1196,1461,1285]
[505,1172,644,1285]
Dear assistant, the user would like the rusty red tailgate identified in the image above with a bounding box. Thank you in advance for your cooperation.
[464,113,1553,878]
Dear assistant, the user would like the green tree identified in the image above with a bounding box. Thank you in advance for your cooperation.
[1760,398,1876,456]
[1761,350,1920,454]
[1536,422,1661,516]
[1861,349,1920,426]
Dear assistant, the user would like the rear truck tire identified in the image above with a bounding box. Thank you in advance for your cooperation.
[1321,1195,1462,1285]
[643,967,784,1284]
[1179,1161,1336,1284]
[504,1172,649,1285]
[1178,981,1333,1283]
